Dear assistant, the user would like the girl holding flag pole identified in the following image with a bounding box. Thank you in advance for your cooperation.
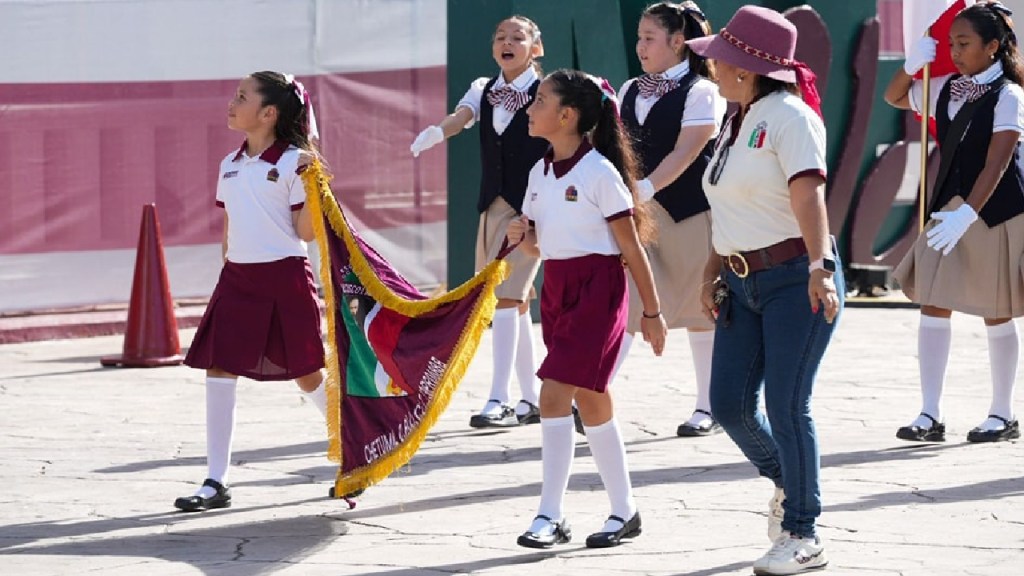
[885,1,1024,443]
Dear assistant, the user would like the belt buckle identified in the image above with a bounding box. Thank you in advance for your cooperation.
[726,253,749,278]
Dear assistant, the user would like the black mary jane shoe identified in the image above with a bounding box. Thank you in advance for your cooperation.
[676,409,723,437]
[896,412,946,442]
[517,515,572,549]
[967,415,1021,443]
[469,401,519,428]
[585,511,642,548]
[516,400,541,425]
[174,478,232,512]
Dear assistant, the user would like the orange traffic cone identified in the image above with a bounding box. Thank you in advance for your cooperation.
[101,204,184,367]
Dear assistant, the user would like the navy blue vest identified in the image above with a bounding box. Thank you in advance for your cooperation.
[934,76,1024,227]
[620,73,712,222]
[477,77,550,213]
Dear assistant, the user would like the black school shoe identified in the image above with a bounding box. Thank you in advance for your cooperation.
[585,511,642,548]
[896,412,946,442]
[516,400,541,425]
[517,515,572,548]
[469,401,519,428]
[174,478,231,512]
[967,415,1021,443]
[676,409,723,437]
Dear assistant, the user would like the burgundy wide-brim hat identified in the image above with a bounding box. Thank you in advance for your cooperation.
[686,5,798,83]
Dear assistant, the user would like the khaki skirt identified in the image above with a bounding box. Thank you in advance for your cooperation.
[476,196,541,302]
[627,205,715,332]
[894,197,1024,318]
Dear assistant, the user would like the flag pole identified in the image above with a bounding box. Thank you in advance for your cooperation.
[919,38,931,233]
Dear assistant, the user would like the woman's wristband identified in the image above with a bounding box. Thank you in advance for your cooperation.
[642,310,662,319]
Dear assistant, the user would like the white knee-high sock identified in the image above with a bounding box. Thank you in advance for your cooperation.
[302,379,328,419]
[987,321,1019,422]
[199,376,237,498]
[533,415,576,529]
[485,308,518,412]
[688,330,715,415]
[584,417,636,532]
[912,315,952,428]
[515,310,541,410]
[607,332,634,384]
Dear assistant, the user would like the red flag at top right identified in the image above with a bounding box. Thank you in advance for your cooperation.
[905,0,976,79]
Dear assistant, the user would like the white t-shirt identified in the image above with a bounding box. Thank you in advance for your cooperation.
[909,61,1024,175]
[702,91,827,255]
[457,67,539,135]
[521,143,634,260]
[617,60,727,134]
[216,141,309,263]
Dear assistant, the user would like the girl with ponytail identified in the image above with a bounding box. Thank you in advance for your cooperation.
[176,71,329,512]
[506,69,665,550]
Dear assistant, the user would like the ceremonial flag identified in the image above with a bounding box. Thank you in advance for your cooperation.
[303,161,507,498]
[904,0,973,80]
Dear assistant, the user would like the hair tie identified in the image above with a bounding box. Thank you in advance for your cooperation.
[282,73,320,141]
[682,6,707,22]
[587,74,621,119]
[989,1,1013,17]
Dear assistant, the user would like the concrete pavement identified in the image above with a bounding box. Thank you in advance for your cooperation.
[1,307,1022,575]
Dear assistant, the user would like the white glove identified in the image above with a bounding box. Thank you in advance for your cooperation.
[636,178,657,203]
[926,203,978,255]
[904,37,938,76]
[410,125,444,157]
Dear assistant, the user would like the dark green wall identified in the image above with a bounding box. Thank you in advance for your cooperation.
[448,1,902,285]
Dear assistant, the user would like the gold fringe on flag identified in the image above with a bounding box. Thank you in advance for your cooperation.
[302,159,507,497]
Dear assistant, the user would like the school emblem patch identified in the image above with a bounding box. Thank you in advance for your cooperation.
[564,185,578,202]
[267,168,280,182]
[749,121,767,149]
[222,170,238,179]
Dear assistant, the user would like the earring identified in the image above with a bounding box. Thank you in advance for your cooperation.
[736,76,744,83]
[559,118,566,126]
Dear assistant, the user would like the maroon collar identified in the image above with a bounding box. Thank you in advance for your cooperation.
[231,139,289,165]
[543,140,593,178]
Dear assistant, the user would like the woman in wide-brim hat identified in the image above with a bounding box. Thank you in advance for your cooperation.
[687,5,841,575]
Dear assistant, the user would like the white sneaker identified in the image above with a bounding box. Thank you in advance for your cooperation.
[753,532,828,575]
[767,487,785,542]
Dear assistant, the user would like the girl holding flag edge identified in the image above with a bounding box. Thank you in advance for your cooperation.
[885,1,1023,443]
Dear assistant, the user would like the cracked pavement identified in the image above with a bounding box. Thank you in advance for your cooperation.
[0,307,1021,575]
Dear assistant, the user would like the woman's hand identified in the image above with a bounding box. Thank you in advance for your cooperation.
[506,215,528,244]
[808,269,839,324]
[640,313,667,356]
[699,278,719,324]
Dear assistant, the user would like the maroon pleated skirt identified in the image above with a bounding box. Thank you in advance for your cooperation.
[537,253,627,393]
[185,257,324,381]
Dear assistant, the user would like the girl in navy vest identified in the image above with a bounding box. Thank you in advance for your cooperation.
[615,1,726,438]
[176,71,327,511]
[410,16,549,429]
[507,69,666,549]
[886,1,1023,443]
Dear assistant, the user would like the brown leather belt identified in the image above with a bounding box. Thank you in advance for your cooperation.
[722,237,808,278]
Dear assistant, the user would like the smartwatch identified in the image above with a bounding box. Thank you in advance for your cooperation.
[809,257,836,274]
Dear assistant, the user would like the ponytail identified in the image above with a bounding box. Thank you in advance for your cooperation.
[546,69,654,244]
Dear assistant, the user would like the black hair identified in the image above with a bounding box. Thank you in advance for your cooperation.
[496,15,544,75]
[642,1,716,80]
[956,1,1024,85]
[753,76,800,101]
[545,69,654,244]
[250,71,317,153]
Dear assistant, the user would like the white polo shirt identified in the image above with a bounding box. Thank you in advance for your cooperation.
[521,142,634,260]
[216,140,309,263]
[617,60,727,133]
[702,91,827,255]
[457,67,539,135]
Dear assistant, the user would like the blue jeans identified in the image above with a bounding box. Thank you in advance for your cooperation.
[709,252,844,539]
